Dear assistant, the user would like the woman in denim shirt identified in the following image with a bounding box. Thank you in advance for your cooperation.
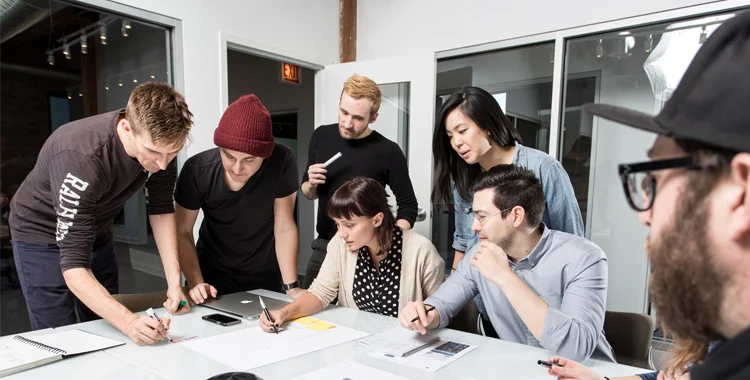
[432,87,584,328]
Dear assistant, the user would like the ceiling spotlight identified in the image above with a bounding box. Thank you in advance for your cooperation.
[644,34,653,53]
[121,20,130,37]
[63,43,71,59]
[118,81,123,87]
[100,24,108,45]
[47,52,55,65]
[596,39,604,58]
[618,31,631,36]
[80,35,88,54]
[150,74,155,79]
[609,36,635,59]
[105,86,110,91]
[699,26,708,44]
[133,79,138,83]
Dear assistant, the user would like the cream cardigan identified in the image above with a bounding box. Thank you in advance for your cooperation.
[308,229,445,313]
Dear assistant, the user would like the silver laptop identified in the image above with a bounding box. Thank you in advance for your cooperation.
[200,292,290,320]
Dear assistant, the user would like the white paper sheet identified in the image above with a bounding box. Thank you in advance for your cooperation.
[182,321,369,370]
[369,339,478,372]
[0,339,59,374]
[290,361,410,380]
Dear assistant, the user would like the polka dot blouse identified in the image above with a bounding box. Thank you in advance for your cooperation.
[352,228,403,317]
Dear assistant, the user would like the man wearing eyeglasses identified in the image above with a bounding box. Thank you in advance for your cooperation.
[545,12,750,380]
[399,164,615,362]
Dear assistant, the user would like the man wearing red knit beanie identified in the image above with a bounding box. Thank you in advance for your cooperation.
[174,94,304,302]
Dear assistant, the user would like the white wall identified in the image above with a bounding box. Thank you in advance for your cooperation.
[226,50,315,274]
[357,0,714,59]
[95,0,339,159]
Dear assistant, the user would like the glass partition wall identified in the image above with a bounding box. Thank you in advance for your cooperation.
[433,5,744,347]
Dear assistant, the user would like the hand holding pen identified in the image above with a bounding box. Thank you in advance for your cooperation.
[145,308,173,342]
[259,296,285,334]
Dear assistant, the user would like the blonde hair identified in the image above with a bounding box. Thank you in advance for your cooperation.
[665,338,709,376]
[125,82,193,146]
[341,74,382,117]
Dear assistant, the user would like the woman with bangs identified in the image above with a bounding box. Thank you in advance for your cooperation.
[260,177,444,332]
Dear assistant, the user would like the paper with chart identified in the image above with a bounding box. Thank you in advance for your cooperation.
[182,320,369,370]
[369,339,478,372]
[291,360,410,380]
[356,327,440,357]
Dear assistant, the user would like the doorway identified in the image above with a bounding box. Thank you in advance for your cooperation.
[226,50,315,275]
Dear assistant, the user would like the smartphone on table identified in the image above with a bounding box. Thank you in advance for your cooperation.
[202,313,242,326]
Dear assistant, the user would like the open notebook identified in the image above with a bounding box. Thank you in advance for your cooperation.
[0,329,125,377]
[357,327,441,357]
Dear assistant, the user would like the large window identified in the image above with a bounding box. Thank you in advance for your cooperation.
[559,11,736,335]
[0,0,175,336]
[433,43,555,269]
[432,8,741,347]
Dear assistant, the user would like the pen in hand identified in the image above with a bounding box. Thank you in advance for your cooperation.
[410,305,436,323]
[259,296,278,334]
[537,360,563,368]
[146,308,172,342]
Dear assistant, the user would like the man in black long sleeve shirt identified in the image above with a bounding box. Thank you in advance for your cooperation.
[300,74,417,288]
[10,83,193,345]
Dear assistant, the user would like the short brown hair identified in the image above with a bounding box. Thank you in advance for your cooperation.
[472,165,546,228]
[341,74,382,117]
[125,82,193,146]
[327,177,396,255]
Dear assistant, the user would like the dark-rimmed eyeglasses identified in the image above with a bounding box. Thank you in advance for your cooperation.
[618,156,701,212]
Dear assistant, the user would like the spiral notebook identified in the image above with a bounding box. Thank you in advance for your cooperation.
[0,329,125,377]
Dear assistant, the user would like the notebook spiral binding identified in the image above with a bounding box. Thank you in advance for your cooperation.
[12,335,67,355]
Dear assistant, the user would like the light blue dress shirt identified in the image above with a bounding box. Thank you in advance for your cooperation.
[428,226,615,363]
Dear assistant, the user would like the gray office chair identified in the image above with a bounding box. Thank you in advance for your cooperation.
[603,311,655,369]
[446,299,481,334]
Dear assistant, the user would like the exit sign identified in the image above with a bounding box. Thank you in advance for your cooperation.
[281,62,301,84]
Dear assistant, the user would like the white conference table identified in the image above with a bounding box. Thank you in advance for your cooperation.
[7,289,652,380]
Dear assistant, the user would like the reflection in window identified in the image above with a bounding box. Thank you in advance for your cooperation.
[434,43,555,270]
[560,12,735,343]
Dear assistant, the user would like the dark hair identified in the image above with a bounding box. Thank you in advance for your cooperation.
[327,177,396,255]
[472,165,545,227]
[432,86,523,210]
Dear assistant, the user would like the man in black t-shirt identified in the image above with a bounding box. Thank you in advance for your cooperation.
[300,74,418,289]
[175,95,304,302]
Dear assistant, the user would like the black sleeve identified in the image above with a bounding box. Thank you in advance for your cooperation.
[145,159,177,215]
[49,151,107,272]
[301,129,317,184]
[174,160,202,210]
[387,146,418,226]
[276,148,299,198]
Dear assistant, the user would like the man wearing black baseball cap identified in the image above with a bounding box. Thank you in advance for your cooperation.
[584,11,749,380]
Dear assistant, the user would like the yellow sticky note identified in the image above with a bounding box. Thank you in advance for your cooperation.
[293,317,335,331]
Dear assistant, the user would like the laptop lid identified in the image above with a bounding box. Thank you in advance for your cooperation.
[200,292,290,320]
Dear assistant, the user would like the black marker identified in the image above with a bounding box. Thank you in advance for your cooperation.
[259,296,278,334]
[537,360,562,368]
[410,305,436,323]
